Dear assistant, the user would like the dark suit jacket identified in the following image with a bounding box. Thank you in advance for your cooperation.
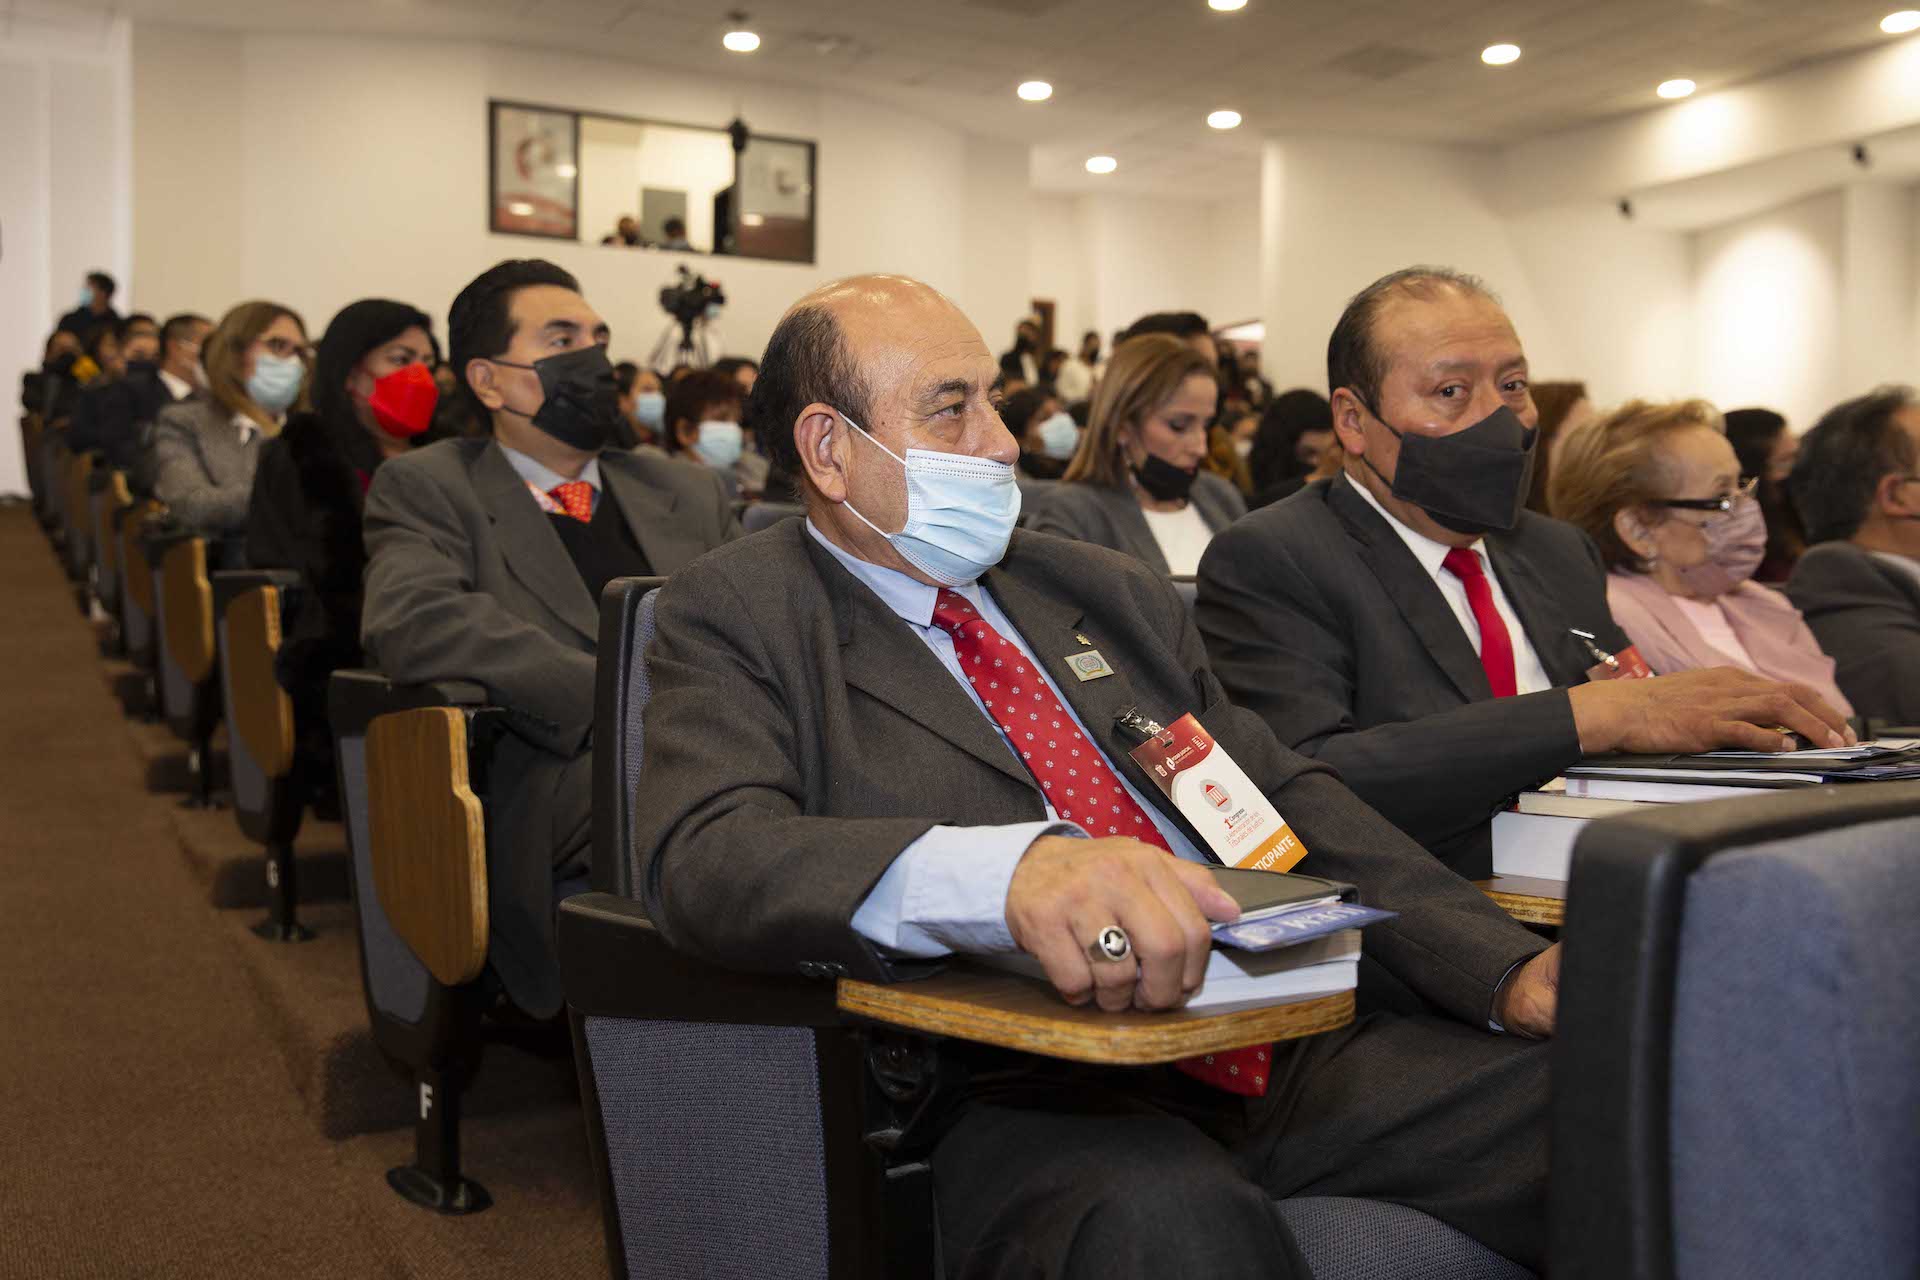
[1786,542,1920,724]
[1026,473,1247,575]
[635,521,1546,1033]
[66,368,179,476]
[1195,473,1629,877]
[362,436,740,1013]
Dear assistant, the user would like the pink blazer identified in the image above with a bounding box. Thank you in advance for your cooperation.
[1606,571,1853,717]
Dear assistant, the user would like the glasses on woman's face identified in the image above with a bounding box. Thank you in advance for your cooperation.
[1650,474,1759,515]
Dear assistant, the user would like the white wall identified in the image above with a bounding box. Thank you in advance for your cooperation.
[1692,191,1845,427]
[128,27,1033,374]
[1,16,132,497]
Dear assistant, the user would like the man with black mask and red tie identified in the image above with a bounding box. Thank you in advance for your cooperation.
[1196,266,1851,886]
[361,258,739,1017]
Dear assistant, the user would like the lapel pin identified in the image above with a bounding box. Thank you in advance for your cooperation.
[1065,649,1115,682]
[1075,633,1092,646]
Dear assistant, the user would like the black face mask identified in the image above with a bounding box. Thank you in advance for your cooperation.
[125,358,158,379]
[492,345,619,451]
[1133,452,1198,503]
[45,352,78,377]
[1358,401,1537,536]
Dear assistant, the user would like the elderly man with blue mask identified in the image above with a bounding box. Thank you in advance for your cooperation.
[633,273,1560,1280]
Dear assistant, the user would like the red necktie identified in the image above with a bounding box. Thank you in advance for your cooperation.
[1441,547,1517,698]
[929,589,1271,1097]
[549,480,594,522]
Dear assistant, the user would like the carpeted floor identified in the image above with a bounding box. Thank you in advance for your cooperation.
[0,507,602,1278]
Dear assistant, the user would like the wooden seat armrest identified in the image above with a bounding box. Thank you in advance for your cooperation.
[838,968,1354,1066]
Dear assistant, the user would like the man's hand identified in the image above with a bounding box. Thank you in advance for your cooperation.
[1494,943,1561,1038]
[1567,666,1853,756]
[1005,836,1242,1012]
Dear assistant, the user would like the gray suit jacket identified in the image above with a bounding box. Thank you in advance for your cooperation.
[1196,473,1629,878]
[362,436,740,1014]
[1025,472,1247,574]
[635,520,1546,1031]
[150,397,261,539]
[1786,542,1920,724]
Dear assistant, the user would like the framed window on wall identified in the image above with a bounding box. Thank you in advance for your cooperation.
[490,101,580,240]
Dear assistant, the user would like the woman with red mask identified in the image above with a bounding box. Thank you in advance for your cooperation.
[246,299,444,815]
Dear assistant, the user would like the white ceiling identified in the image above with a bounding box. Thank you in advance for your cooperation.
[10,0,1915,198]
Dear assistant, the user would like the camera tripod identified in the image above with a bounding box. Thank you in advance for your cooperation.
[647,315,713,370]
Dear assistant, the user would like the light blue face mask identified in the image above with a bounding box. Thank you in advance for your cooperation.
[1037,411,1079,461]
[693,419,743,470]
[633,390,666,429]
[839,411,1022,587]
[246,352,305,415]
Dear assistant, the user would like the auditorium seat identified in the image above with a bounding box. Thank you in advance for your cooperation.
[148,528,225,806]
[1552,781,1920,1280]
[329,668,502,1214]
[62,448,96,589]
[561,575,1534,1280]
[89,468,132,648]
[214,569,312,941]
[116,499,166,714]
[20,410,49,522]
[742,501,804,535]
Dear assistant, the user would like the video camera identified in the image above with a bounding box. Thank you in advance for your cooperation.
[659,266,725,329]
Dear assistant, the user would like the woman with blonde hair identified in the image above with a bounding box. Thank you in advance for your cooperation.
[150,300,308,547]
[1026,334,1245,575]
[1549,397,1850,712]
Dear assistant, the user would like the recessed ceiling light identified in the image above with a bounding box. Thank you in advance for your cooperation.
[1208,0,1247,11]
[1017,80,1053,102]
[722,29,761,53]
[1085,155,1118,174]
[554,163,577,179]
[1481,43,1521,65]
[1207,109,1242,129]
[1657,78,1696,99]
[1883,10,1920,33]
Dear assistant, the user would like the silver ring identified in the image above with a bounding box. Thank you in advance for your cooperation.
[1088,925,1132,963]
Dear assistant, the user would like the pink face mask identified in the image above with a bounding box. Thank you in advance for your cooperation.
[1668,492,1766,598]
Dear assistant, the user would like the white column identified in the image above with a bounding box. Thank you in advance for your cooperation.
[1838,181,1916,401]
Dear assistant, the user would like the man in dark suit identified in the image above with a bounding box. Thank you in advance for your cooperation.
[55,270,121,337]
[1785,386,1920,724]
[1196,267,1850,879]
[636,274,1567,1277]
[68,312,208,479]
[362,258,739,1017]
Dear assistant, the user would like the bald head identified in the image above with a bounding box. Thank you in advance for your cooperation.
[752,273,995,488]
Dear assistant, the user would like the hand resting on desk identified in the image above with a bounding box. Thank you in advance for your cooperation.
[1567,666,1853,756]
[1005,835,1241,1014]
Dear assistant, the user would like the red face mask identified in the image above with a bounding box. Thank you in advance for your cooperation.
[366,362,439,438]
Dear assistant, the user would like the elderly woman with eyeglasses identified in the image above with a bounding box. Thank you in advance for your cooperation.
[1548,398,1851,714]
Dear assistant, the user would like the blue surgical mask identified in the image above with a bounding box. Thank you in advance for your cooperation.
[1037,411,1079,461]
[246,352,305,415]
[839,411,1022,587]
[693,419,743,470]
[77,285,94,309]
[633,390,666,429]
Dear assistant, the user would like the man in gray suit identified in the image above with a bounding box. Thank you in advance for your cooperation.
[1785,386,1920,724]
[362,258,738,1018]
[636,274,1564,1277]
[1196,267,1851,880]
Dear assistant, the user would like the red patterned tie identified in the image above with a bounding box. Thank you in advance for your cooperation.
[1441,547,1517,698]
[548,480,595,522]
[929,589,1271,1097]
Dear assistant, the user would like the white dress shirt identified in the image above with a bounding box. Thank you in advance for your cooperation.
[1348,474,1552,695]
[806,521,1208,959]
[158,369,193,402]
[1871,549,1920,590]
[498,443,603,515]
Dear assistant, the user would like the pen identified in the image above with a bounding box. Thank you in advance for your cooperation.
[1569,628,1619,670]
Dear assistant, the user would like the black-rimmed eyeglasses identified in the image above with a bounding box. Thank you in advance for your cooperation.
[1650,475,1758,513]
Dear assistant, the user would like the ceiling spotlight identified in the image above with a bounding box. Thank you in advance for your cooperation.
[1207,109,1242,129]
[722,29,760,53]
[1883,10,1920,32]
[1656,78,1696,99]
[1085,155,1118,174]
[1017,80,1053,102]
[1208,0,1248,10]
[1481,43,1521,65]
